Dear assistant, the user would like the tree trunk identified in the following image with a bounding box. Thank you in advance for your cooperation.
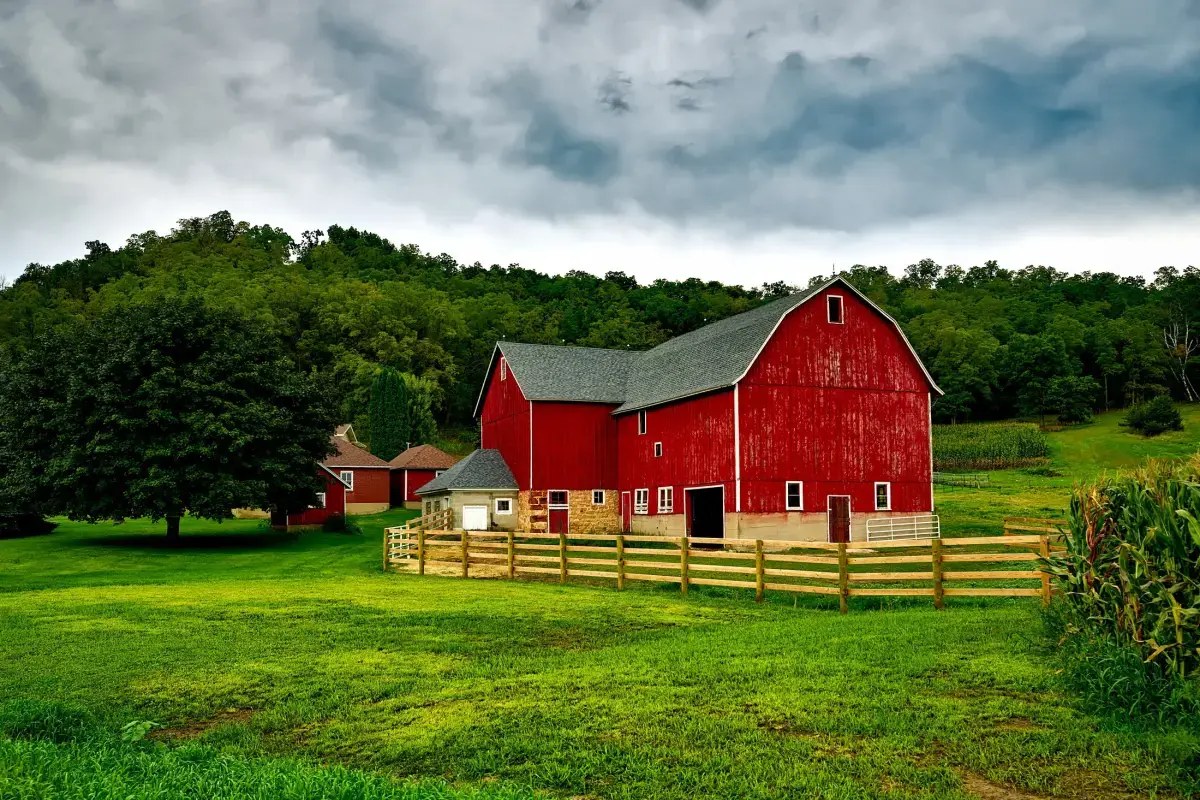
[166,515,181,540]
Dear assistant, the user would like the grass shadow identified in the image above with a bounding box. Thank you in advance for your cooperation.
[78,531,302,551]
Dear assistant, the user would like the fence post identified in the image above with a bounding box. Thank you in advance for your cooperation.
[382,528,390,573]
[616,535,625,590]
[559,532,567,583]
[680,535,689,596]
[461,530,469,579]
[418,529,426,576]
[932,538,944,610]
[837,542,849,614]
[755,540,764,603]
[507,530,515,580]
[1039,534,1051,607]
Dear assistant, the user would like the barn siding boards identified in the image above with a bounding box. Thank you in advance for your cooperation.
[531,402,620,490]
[616,390,736,514]
[480,357,532,490]
[343,467,391,515]
[287,468,348,528]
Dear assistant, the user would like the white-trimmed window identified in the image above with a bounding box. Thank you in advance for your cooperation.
[785,481,803,511]
[315,492,326,509]
[495,498,513,514]
[340,470,354,492]
[637,410,647,435]
[827,295,844,324]
[874,482,891,511]
[634,488,649,514]
[435,470,445,477]
[549,490,568,506]
[658,486,673,513]
[500,358,507,381]
[654,442,663,458]
[592,490,605,505]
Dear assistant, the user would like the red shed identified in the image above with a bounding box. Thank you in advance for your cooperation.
[282,465,350,528]
[389,444,459,508]
[474,278,941,542]
[322,435,392,515]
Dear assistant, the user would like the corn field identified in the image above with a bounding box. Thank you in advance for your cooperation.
[932,422,1051,471]
[1048,455,1200,681]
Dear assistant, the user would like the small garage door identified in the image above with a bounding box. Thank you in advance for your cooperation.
[462,505,488,531]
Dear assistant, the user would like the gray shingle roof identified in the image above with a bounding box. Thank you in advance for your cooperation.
[414,449,518,494]
[474,278,941,418]
[498,342,643,403]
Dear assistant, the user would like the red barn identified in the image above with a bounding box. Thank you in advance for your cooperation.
[322,435,392,515]
[389,444,459,508]
[473,278,941,542]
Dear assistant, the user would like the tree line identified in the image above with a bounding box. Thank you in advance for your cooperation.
[2,211,1197,439]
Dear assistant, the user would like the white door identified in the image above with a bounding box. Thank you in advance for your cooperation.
[462,505,488,531]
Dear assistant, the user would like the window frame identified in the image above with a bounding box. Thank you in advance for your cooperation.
[785,481,804,511]
[874,482,891,511]
[654,441,663,458]
[827,294,844,324]
[495,498,513,515]
[637,410,647,435]
[592,490,605,505]
[340,470,354,492]
[315,492,326,509]
[548,489,569,507]
[658,486,674,514]
[634,488,649,515]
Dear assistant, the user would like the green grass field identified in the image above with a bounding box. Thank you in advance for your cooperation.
[2,408,1199,799]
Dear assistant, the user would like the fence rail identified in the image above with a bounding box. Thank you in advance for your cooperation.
[385,528,1055,612]
[933,471,990,488]
[382,508,453,570]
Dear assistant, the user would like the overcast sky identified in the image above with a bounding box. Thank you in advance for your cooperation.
[3,0,1199,285]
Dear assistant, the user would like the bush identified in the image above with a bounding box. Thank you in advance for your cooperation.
[933,422,1050,470]
[1048,375,1099,424]
[0,515,57,539]
[1046,455,1200,723]
[321,513,360,534]
[1123,396,1184,436]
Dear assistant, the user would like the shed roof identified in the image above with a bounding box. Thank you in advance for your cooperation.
[389,444,458,470]
[474,277,941,417]
[415,449,518,495]
[321,436,391,469]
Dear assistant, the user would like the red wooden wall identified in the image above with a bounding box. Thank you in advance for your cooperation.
[390,468,439,504]
[616,390,736,513]
[340,467,390,505]
[288,470,347,526]
[738,286,933,514]
[532,402,619,490]
[480,355,532,490]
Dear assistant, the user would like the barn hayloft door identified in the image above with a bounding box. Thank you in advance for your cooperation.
[548,490,569,533]
[827,496,851,543]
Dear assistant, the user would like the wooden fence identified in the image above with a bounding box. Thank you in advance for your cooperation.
[385,529,1058,612]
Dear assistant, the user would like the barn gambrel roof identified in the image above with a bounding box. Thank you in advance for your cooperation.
[473,277,942,418]
[415,449,518,495]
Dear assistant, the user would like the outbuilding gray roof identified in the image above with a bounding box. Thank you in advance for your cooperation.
[473,277,941,418]
[414,449,518,495]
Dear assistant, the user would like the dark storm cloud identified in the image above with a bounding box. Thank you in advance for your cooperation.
[2,0,1200,259]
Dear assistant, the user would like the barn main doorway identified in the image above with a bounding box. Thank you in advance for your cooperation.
[827,496,851,543]
[686,486,724,539]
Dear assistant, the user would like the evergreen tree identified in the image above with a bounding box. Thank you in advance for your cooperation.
[369,367,409,461]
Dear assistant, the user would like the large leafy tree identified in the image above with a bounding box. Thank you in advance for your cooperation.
[0,297,338,539]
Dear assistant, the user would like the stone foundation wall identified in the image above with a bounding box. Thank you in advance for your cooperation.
[517,490,619,535]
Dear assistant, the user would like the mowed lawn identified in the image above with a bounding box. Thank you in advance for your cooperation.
[2,411,1200,799]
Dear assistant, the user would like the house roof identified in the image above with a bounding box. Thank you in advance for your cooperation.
[474,277,942,417]
[415,449,518,495]
[321,436,391,469]
[389,444,458,470]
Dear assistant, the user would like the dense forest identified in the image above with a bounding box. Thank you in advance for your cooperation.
[1,211,1196,442]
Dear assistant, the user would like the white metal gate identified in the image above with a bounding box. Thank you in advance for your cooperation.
[865,514,940,542]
